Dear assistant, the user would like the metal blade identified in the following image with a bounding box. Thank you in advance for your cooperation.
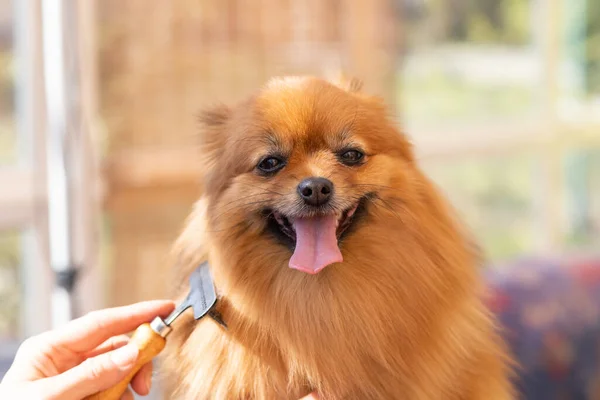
[189,261,219,320]
[164,261,218,325]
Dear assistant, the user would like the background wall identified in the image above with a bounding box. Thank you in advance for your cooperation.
[97,0,399,307]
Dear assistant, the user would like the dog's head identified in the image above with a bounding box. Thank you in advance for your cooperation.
[196,77,419,276]
[163,77,509,400]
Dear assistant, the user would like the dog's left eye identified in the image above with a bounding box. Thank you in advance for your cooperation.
[339,149,364,165]
[257,156,285,174]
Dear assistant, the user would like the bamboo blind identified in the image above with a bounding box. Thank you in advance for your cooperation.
[97,0,399,305]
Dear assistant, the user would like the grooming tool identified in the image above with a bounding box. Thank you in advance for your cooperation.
[85,261,223,400]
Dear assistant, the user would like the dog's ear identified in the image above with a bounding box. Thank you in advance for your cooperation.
[339,76,363,93]
[197,104,231,171]
[328,71,363,94]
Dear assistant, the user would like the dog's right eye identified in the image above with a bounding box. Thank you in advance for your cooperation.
[257,156,285,174]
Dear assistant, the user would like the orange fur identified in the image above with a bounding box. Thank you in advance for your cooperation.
[159,77,514,399]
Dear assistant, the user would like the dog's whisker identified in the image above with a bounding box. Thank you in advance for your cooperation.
[372,197,405,221]
[340,183,398,192]
[218,193,273,209]
[218,194,276,209]
[210,199,273,221]
[235,183,285,197]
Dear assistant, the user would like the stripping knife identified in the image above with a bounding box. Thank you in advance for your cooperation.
[85,261,223,400]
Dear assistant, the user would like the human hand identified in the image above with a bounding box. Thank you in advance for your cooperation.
[0,300,174,400]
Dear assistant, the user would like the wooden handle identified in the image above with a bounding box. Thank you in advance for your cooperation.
[84,323,166,400]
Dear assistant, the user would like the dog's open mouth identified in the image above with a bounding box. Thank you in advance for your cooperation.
[272,203,359,244]
[266,199,365,274]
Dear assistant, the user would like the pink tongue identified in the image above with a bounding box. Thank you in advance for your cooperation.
[289,215,343,274]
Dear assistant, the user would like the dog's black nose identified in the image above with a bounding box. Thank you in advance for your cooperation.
[297,177,333,206]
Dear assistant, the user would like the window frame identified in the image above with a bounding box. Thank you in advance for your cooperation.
[1,0,100,378]
[3,0,53,339]
[402,0,600,257]
[0,0,53,378]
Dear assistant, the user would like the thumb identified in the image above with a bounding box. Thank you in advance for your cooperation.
[37,343,139,400]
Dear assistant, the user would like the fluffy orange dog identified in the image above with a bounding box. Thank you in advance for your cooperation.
[160,77,514,399]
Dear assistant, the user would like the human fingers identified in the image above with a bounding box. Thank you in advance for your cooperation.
[83,335,130,359]
[130,361,153,396]
[33,343,139,399]
[47,300,174,353]
[119,387,134,400]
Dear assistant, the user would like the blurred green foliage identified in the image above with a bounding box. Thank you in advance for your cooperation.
[443,0,530,45]
[399,71,534,126]
[586,0,600,93]
[404,0,530,46]
[399,0,600,261]
[0,231,21,340]
[422,155,536,261]
[562,148,600,248]
[0,50,15,164]
[428,0,600,95]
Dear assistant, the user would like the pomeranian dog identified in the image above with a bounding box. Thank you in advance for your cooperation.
[160,76,514,399]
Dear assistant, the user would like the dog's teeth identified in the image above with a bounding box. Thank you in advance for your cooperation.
[347,206,357,218]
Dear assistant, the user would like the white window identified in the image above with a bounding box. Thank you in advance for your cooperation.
[0,0,99,378]
[399,0,600,262]
[0,0,52,377]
